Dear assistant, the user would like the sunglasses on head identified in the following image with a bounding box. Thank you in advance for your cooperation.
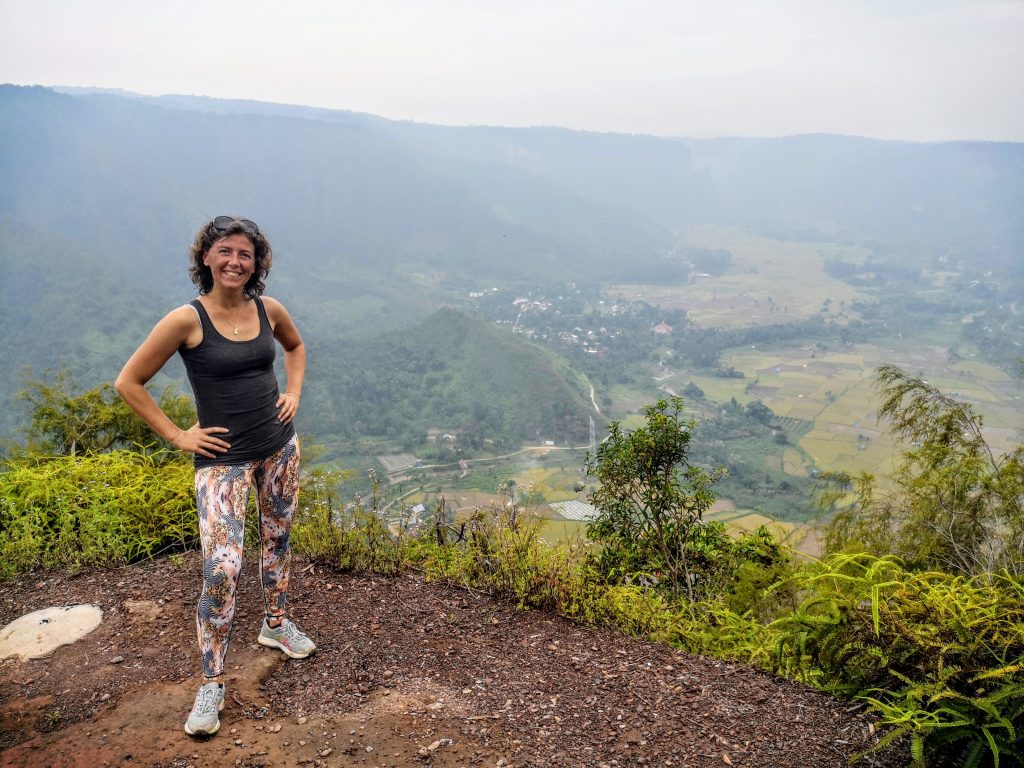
[211,216,260,236]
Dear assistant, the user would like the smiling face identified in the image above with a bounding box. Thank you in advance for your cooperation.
[202,233,256,293]
[188,218,272,298]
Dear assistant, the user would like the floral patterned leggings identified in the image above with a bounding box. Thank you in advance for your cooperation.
[194,436,300,679]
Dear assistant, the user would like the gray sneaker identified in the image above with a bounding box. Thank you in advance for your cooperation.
[258,618,316,659]
[184,681,225,736]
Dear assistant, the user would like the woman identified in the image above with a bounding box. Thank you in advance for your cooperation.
[115,216,314,737]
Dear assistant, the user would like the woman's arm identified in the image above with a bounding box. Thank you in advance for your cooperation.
[265,297,306,425]
[114,306,231,458]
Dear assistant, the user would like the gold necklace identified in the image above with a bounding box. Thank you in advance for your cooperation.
[231,303,244,335]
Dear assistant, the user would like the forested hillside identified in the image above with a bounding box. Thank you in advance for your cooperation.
[61,87,1024,266]
[306,308,599,452]
[0,85,667,440]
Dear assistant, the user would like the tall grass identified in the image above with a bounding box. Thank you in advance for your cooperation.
[0,450,195,578]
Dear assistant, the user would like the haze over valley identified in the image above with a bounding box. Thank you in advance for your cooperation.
[2,84,1021,536]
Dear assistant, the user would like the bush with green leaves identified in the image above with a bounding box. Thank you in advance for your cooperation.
[15,371,195,459]
[409,503,595,613]
[585,397,722,601]
[772,553,1024,767]
[0,450,195,578]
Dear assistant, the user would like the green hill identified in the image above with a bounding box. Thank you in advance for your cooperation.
[308,309,599,453]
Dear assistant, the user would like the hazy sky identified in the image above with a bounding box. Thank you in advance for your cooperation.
[2,0,1022,141]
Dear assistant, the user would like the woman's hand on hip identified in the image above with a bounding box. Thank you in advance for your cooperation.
[276,392,300,424]
[171,423,231,458]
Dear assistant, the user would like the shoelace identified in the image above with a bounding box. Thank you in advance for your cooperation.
[193,686,221,716]
[282,621,305,643]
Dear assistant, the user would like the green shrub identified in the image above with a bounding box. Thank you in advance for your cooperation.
[0,450,195,578]
[16,373,195,458]
[407,505,593,612]
[772,553,1024,767]
[585,397,721,601]
[823,366,1024,578]
[291,467,403,575]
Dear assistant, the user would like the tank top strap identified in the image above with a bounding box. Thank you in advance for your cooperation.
[190,299,214,332]
[254,296,271,334]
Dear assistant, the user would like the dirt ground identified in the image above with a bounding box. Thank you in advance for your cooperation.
[0,553,899,767]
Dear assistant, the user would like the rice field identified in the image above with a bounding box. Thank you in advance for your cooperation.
[598,226,1022,536]
[608,226,869,328]
[607,383,652,415]
[513,466,586,504]
[706,507,816,553]
[716,339,1023,477]
[685,374,752,405]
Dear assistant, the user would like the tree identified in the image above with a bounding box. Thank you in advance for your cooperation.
[682,381,704,400]
[17,371,195,457]
[744,400,774,425]
[823,365,1024,576]
[585,397,722,602]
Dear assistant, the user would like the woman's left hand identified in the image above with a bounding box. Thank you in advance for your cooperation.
[277,392,300,424]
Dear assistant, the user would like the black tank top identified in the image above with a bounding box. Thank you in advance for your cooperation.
[179,297,295,467]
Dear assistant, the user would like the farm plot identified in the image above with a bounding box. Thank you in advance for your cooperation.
[705,508,813,551]
[607,383,656,420]
[686,374,752,404]
[608,226,868,329]
[513,466,586,504]
[716,339,1022,478]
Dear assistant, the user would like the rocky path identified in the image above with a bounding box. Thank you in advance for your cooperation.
[0,553,896,767]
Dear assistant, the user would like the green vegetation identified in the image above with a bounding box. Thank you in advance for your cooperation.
[15,371,195,458]
[690,397,817,519]
[775,555,1024,767]
[585,397,721,601]
[0,450,195,579]
[292,467,403,576]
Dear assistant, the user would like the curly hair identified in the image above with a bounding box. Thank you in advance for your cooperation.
[188,217,273,299]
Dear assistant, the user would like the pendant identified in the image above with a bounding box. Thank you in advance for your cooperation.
[233,327,239,335]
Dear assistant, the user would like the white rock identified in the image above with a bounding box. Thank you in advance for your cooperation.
[0,605,103,661]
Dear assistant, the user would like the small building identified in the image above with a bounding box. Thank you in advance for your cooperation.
[550,500,600,522]
[652,321,673,335]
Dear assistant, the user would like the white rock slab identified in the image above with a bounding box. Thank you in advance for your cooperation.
[0,604,103,661]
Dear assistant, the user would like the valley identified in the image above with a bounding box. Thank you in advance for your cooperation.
[321,226,1023,554]
[2,86,1021,556]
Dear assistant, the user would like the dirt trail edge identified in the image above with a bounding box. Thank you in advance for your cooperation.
[1,553,896,767]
